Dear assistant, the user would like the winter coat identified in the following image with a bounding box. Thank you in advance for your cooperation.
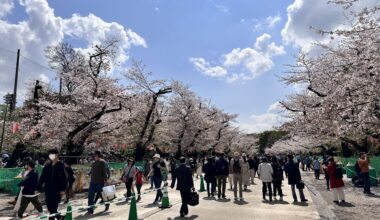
[284,161,301,185]
[257,162,273,182]
[171,164,194,191]
[18,169,39,195]
[241,159,250,185]
[215,157,229,176]
[38,160,68,193]
[203,162,216,183]
[327,162,344,188]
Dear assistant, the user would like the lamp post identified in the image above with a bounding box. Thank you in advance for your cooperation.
[0,94,14,154]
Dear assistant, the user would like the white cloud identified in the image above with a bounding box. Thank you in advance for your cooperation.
[0,0,145,103]
[189,57,227,78]
[191,33,285,82]
[266,15,281,28]
[238,102,289,133]
[38,73,50,84]
[154,7,160,11]
[0,0,14,18]
[281,0,377,51]
[215,4,229,13]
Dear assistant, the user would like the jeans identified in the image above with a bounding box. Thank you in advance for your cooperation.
[88,182,107,213]
[216,175,227,197]
[18,196,43,218]
[262,182,272,200]
[233,173,243,198]
[272,181,283,197]
[314,169,320,179]
[206,179,216,196]
[291,184,305,201]
[362,172,371,194]
[153,177,163,202]
[180,190,190,215]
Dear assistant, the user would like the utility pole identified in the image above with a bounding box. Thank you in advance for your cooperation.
[11,49,20,115]
[0,94,14,154]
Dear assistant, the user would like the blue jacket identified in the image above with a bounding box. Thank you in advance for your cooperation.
[18,169,39,195]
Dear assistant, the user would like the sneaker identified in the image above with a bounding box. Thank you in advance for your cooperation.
[341,200,346,203]
[180,213,185,217]
[293,199,298,202]
[222,194,226,198]
[301,199,308,202]
[333,200,339,204]
[240,197,243,201]
[104,204,110,211]
[279,196,283,201]
[234,197,238,201]
[85,211,93,215]
[8,200,16,206]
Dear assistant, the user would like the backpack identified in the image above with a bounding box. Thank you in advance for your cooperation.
[232,160,241,173]
[354,161,361,174]
[334,167,343,179]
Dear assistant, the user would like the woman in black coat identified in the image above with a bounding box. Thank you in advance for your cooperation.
[203,157,216,197]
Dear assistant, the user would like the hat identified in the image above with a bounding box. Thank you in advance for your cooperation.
[153,154,160,159]
[242,153,247,157]
[234,152,240,157]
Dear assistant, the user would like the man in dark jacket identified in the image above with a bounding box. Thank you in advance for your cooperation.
[86,150,109,214]
[284,155,307,202]
[215,153,229,199]
[17,161,43,218]
[38,149,68,220]
[171,157,194,218]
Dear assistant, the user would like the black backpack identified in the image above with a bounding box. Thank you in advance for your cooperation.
[334,167,343,179]
[233,160,241,173]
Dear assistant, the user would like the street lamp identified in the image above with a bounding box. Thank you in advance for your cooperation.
[0,93,14,154]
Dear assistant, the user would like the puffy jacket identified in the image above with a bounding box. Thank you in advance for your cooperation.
[258,162,273,182]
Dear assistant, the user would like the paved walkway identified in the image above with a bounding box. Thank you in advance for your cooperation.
[1,177,320,220]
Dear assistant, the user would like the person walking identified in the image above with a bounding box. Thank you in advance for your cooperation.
[38,149,68,220]
[230,152,243,201]
[271,156,284,201]
[322,156,330,190]
[284,155,308,203]
[312,156,321,180]
[358,152,372,195]
[64,162,75,204]
[171,157,194,218]
[203,157,216,197]
[258,157,273,202]
[241,153,250,190]
[152,154,163,204]
[215,153,229,199]
[17,161,43,218]
[327,157,345,203]
[135,168,145,201]
[86,151,110,215]
[121,159,137,202]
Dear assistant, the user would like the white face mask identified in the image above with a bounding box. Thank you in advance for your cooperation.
[49,154,56,161]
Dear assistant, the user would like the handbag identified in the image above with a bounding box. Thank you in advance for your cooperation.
[296,181,305,189]
[101,185,116,202]
[188,189,199,206]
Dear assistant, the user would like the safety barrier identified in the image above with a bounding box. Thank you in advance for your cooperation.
[344,167,378,186]
[30,186,166,220]
[341,156,380,177]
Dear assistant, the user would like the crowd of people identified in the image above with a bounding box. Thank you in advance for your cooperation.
[4,149,377,219]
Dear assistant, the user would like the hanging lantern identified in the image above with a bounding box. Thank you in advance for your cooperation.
[12,122,20,134]
[122,143,127,150]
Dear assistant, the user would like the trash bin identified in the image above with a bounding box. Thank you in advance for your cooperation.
[345,162,356,178]
[369,166,378,186]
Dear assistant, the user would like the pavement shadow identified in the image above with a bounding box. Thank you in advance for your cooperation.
[75,211,111,220]
[243,189,252,192]
[233,200,249,205]
[144,203,158,208]
[292,201,309,207]
[202,197,216,201]
[115,201,129,206]
[272,200,289,205]
[167,214,199,220]
[216,198,231,203]
[337,202,355,207]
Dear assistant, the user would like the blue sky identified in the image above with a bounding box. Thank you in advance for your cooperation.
[0,0,352,132]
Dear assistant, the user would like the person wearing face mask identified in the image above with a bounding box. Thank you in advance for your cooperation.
[38,149,68,220]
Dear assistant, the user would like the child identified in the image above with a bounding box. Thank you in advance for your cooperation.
[135,168,145,201]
